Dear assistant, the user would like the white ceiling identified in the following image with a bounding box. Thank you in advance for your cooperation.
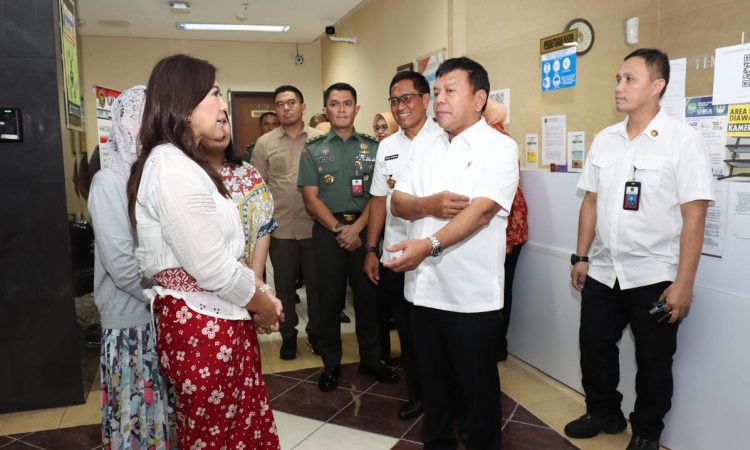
[76,0,366,43]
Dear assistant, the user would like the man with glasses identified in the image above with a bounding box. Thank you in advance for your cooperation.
[252,85,322,360]
[386,57,519,449]
[363,71,440,420]
[298,82,399,392]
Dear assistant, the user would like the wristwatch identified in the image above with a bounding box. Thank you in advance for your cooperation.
[570,253,589,265]
[428,236,443,257]
[364,246,378,254]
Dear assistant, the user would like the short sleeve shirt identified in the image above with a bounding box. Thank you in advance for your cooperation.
[370,119,441,262]
[297,130,379,214]
[396,118,519,313]
[577,110,715,289]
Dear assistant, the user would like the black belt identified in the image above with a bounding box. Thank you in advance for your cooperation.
[333,212,361,224]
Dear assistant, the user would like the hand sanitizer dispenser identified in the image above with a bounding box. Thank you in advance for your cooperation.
[0,108,23,142]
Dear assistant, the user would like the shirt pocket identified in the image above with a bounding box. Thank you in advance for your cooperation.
[317,163,341,192]
[634,155,667,190]
[269,154,288,177]
[591,153,618,190]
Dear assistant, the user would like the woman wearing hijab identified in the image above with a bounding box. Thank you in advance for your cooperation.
[372,112,398,141]
[88,86,175,449]
[127,55,282,449]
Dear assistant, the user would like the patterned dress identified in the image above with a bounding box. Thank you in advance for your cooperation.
[153,162,280,450]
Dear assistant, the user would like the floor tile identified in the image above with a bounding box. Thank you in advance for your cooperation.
[0,440,42,449]
[509,404,548,428]
[329,393,420,438]
[273,411,324,450]
[263,374,302,401]
[501,371,569,405]
[19,424,101,450]
[0,415,9,435]
[337,364,379,393]
[0,435,15,446]
[500,421,576,449]
[58,391,100,429]
[0,407,66,436]
[295,422,399,450]
[390,440,422,449]
[501,392,518,420]
[523,396,585,433]
[402,417,422,442]
[366,368,409,401]
[265,353,323,374]
[272,366,322,381]
[271,381,359,422]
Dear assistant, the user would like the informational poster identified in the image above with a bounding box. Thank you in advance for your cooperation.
[713,42,750,105]
[541,47,576,92]
[525,134,539,169]
[94,85,122,167]
[727,104,750,137]
[488,88,511,124]
[660,58,686,121]
[541,115,566,165]
[60,0,82,130]
[416,48,446,118]
[567,131,585,172]
[685,96,729,177]
[729,184,750,241]
[702,183,728,257]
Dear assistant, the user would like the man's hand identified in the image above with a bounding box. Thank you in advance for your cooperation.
[383,239,432,272]
[571,263,589,292]
[364,252,380,284]
[426,191,470,219]
[660,282,692,324]
[336,224,362,251]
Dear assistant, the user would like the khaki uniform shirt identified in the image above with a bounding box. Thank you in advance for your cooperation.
[252,126,323,239]
[297,130,379,214]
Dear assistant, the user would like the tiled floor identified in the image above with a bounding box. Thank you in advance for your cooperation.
[0,281,657,449]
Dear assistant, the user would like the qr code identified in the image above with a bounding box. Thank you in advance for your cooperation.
[744,54,750,87]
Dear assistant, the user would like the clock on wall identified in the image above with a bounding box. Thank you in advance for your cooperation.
[565,18,595,56]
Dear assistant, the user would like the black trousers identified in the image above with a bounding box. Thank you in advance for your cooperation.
[411,305,501,450]
[269,237,318,341]
[499,244,523,357]
[580,276,678,440]
[379,265,420,401]
[312,221,380,368]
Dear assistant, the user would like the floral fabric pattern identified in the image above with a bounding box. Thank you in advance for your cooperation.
[221,162,278,262]
[154,295,279,450]
[100,323,177,449]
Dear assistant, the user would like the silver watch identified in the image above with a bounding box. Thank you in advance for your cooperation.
[427,235,443,257]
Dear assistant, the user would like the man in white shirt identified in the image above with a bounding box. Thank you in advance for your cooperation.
[364,71,440,421]
[566,49,714,450]
[386,57,519,449]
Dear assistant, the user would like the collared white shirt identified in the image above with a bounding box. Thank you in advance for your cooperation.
[578,109,714,290]
[396,117,519,313]
[370,118,441,262]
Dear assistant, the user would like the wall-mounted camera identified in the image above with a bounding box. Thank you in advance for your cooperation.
[295,54,304,65]
[326,24,357,44]
[325,26,336,35]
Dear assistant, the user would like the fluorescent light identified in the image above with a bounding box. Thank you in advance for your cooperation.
[177,22,289,32]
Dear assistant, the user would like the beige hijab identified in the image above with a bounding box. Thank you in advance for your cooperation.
[483,99,508,126]
[373,112,399,137]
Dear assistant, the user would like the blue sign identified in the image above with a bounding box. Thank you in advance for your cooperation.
[541,47,577,92]
[685,96,728,118]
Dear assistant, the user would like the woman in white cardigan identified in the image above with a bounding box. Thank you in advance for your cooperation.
[127,54,282,450]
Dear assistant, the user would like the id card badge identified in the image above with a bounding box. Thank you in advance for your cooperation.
[351,177,364,197]
[623,181,641,210]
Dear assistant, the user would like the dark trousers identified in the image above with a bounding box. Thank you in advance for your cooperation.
[379,266,420,401]
[499,244,523,357]
[312,221,380,368]
[411,305,501,450]
[269,237,319,341]
[377,265,394,361]
[580,276,678,440]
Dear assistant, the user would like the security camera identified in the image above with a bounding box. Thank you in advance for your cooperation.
[295,54,304,65]
[325,26,335,35]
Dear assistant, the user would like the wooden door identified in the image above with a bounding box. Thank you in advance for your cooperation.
[230,91,275,155]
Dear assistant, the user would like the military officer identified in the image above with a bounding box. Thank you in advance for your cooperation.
[298,82,399,392]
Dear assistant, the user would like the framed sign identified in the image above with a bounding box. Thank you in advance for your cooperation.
[60,0,83,130]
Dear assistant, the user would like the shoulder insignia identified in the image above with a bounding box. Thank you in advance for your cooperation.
[306,134,326,145]
[360,133,379,143]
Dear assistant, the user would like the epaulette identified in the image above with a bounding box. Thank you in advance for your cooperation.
[306,134,326,145]
[359,133,379,143]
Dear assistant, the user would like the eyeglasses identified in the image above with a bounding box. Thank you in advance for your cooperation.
[373,124,390,133]
[275,99,298,109]
[387,92,424,107]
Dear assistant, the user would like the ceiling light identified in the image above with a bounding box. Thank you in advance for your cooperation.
[176,23,289,32]
[170,1,191,13]
[97,19,131,28]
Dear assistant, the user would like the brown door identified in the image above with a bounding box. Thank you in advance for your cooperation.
[230,91,275,157]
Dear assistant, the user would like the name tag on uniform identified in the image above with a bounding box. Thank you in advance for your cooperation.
[318,156,335,163]
[351,177,364,197]
[623,181,641,210]
[385,154,399,161]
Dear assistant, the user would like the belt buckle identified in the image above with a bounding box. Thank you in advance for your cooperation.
[342,213,355,223]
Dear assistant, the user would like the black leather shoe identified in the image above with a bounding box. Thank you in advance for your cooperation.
[626,435,660,450]
[564,412,627,439]
[318,367,340,392]
[399,400,423,420]
[279,337,297,360]
[358,363,399,384]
